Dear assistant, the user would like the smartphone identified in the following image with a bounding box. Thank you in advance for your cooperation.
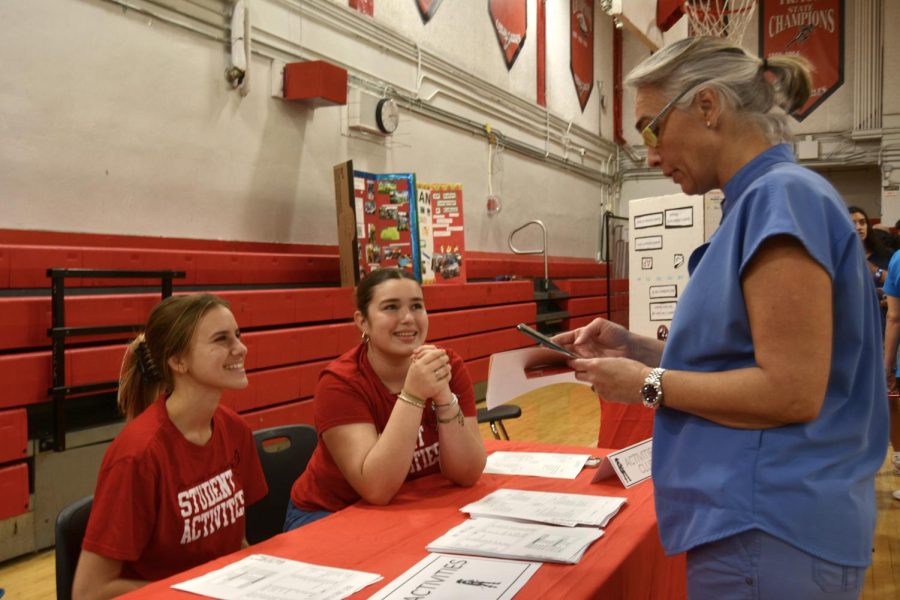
[516,323,578,358]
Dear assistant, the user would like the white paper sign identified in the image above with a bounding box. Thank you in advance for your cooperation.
[591,438,652,488]
[634,235,663,251]
[664,206,693,227]
[368,553,539,600]
[634,212,663,229]
[649,301,677,321]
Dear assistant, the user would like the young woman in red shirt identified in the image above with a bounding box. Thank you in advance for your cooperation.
[285,268,486,529]
[73,294,267,599]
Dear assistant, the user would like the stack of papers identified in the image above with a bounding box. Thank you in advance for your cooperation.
[172,554,382,600]
[484,451,590,479]
[461,489,627,528]
[426,517,602,564]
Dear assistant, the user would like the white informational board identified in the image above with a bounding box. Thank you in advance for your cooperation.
[629,194,706,341]
[883,187,900,229]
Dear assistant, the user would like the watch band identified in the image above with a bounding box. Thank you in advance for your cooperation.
[641,367,666,409]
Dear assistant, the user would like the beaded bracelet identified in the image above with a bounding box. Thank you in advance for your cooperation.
[436,405,465,426]
[397,390,425,409]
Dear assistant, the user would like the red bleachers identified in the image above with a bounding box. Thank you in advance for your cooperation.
[0,244,341,288]
[0,232,624,523]
[466,251,607,280]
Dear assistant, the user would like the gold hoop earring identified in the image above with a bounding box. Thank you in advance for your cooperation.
[361,332,370,344]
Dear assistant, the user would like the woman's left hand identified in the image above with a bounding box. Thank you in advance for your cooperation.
[568,356,650,405]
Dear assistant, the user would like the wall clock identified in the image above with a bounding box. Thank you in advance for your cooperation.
[375,98,399,134]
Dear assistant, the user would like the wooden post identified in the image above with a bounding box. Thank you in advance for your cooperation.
[333,160,360,287]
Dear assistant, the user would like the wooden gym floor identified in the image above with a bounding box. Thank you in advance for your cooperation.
[0,383,896,598]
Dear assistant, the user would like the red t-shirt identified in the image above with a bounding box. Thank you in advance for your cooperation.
[291,343,476,512]
[82,398,267,581]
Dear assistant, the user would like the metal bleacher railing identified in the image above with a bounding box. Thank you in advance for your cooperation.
[45,268,184,452]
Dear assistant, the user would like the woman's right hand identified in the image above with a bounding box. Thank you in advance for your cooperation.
[552,317,631,359]
[403,345,451,399]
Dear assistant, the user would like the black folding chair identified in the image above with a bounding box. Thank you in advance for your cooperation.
[55,495,93,600]
[477,404,522,440]
[246,424,318,544]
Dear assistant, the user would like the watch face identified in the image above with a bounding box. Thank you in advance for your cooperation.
[376,98,399,134]
[641,384,658,402]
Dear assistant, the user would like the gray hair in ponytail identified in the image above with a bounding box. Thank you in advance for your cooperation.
[625,36,812,144]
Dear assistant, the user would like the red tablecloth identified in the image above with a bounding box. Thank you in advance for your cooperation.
[597,400,656,449]
[122,440,685,600]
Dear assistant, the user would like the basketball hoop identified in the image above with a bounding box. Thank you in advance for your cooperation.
[683,0,757,45]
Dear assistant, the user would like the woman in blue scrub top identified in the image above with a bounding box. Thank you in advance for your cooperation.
[555,37,888,600]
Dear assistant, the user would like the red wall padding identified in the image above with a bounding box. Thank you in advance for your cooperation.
[465,356,491,383]
[0,409,28,465]
[0,246,9,287]
[242,398,317,431]
[555,278,607,297]
[0,463,29,520]
[560,296,608,317]
[422,281,534,311]
[427,303,535,340]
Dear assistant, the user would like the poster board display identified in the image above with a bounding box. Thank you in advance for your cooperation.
[416,183,466,284]
[628,193,705,341]
[354,171,421,281]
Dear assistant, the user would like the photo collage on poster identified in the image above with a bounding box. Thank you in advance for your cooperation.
[353,172,420,281]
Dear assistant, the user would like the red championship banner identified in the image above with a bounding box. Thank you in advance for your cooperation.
[759,0,843,121]
[349,0,373,17]
[489,0,527,70]
[570,0,594,112]
[416,0,443,23]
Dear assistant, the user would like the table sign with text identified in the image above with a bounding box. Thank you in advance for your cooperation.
[369,553,539,600]
[591,438,652,488]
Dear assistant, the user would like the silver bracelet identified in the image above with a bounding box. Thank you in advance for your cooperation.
[397,391,425,409]
[431,392,459,412]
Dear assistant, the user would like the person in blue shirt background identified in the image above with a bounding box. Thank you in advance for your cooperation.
[555,36,887,600]
[879,250,900,500]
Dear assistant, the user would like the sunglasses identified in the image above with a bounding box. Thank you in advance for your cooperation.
[640,86,695,148]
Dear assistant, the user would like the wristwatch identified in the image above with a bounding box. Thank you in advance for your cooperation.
[641,368,666,409]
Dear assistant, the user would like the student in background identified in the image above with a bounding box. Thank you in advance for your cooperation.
[880,252,900,500]
[73,294,267,600]
[556,37,887,599]
[849,206,893,288]
[849,206,894,332]
[285,268,485,530]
